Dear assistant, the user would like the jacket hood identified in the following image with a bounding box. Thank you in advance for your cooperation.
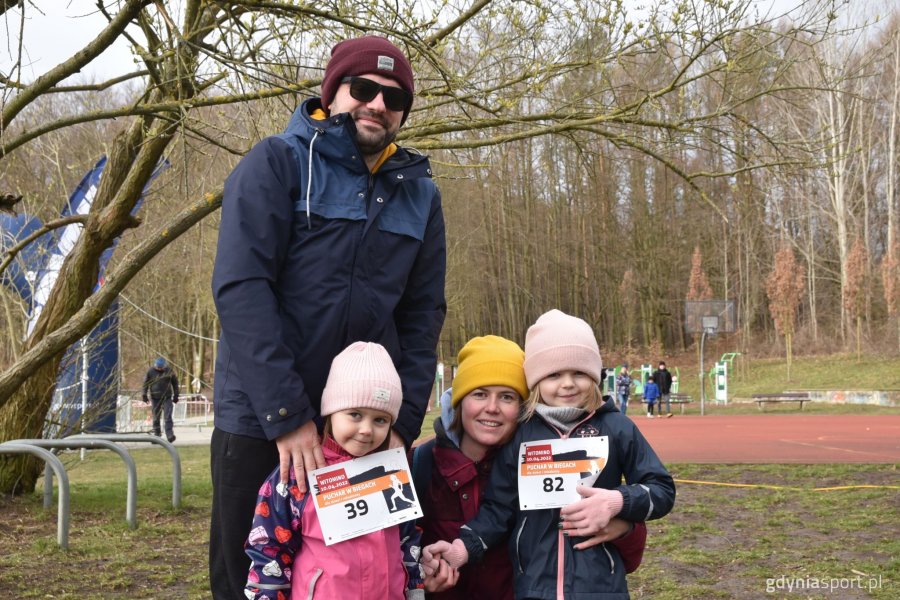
[282,97,434,227]
[599,395,620,414]
[435,387,461,447]
[284,99,429,171]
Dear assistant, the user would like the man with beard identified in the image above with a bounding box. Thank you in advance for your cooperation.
[210,36,446,598]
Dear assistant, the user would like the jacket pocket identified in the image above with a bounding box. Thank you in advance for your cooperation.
[602,542,615,575]
[305,568,323,600]
[291,152,367,222]
[376,183,430,242]
[300,195,366,221]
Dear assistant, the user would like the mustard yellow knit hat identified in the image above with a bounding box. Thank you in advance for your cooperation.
[450,335,528,407]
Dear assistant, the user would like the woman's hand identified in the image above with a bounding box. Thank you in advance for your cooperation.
[568,517,633,550]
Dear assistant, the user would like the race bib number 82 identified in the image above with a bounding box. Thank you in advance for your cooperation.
[517,437,609,510]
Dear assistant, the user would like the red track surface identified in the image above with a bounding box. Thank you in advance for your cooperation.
[632,414,900,463]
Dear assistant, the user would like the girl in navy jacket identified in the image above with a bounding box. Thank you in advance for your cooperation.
[643,377,661,418]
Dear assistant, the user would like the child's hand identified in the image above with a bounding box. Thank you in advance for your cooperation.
[424,557,460,592]
[559,487,624,537]
[423,539,469,570]
[569,517,632,550]
[421,541,448,573]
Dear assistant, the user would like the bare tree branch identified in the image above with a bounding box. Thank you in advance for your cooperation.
[0,214,89,277]
[0,189,221,405]
[0,0,153,135]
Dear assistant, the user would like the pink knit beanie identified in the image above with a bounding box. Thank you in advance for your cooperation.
[523,309,603,389]
[320,36,415,124]
[320,342,403,422]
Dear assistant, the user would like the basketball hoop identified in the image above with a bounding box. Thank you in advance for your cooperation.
[685,300,736,416]
[685,300,735,335]
[702,316,719,335]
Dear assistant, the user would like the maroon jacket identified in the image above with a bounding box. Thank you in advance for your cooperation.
[417,418,647,600]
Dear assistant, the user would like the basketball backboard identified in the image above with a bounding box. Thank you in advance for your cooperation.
[685,300,736,335]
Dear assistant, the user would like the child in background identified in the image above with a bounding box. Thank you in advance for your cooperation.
[422,310,675,599]
[643,376,660,418]
[244,342,424,600]
[414,335,647,599]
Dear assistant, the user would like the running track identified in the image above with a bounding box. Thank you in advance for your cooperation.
[632,414,900,463]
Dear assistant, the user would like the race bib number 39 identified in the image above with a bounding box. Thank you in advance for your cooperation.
[308,447,421,545]
[517,437,609,510]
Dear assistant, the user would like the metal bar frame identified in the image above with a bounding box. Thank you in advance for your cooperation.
[66,433,181,508]
[7,438,137,529]
[0,442,71,548]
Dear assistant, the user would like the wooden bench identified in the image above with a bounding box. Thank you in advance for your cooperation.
[641,393,693,414]
[752,392,810,411]
[669,393,693,414]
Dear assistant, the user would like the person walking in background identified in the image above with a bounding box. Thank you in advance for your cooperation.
[244,342,424,600]
[616,365,633,415]
[142,357,179,443]
[653,361,675,418]
[210,35,446,598]
[643,375,660,418]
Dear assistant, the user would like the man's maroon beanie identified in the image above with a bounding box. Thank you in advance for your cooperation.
[320,36,415,124]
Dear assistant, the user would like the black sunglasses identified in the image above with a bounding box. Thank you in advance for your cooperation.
[341,76,412,112]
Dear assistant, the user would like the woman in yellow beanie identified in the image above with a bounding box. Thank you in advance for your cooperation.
[422,311,669,599]
[413,335,645,598]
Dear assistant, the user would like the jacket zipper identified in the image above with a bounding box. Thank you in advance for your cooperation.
[306,568,323,599]
[557,529,566,600]
[603,543,615,574]
[545,411,598,600]
[515,516,528,574]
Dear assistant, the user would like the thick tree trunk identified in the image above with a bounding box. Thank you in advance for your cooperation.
[0,355,62,493]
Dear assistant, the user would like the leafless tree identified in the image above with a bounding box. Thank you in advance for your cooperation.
[0,0,853,492]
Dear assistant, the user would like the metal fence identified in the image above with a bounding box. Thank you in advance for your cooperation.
[116,391,212,432]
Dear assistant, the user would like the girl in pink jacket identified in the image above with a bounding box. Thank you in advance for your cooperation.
[244,342,425,600]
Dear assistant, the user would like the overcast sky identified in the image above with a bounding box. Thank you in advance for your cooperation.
[2,0,148,83]
[0,0,851,85]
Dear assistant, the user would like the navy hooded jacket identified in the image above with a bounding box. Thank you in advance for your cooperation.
[212,98,447,445]
[459,400,675,599]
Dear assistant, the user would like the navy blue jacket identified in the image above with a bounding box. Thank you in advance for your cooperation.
[212,98,447,445]
[459,400,675,599]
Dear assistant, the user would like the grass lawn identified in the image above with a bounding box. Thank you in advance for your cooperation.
[2,351,898,597]
[1,444,897,598]
[667,352,900,398]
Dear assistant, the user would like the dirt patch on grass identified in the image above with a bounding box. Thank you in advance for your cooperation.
[630,465,898,599]
[0,495,210,598]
